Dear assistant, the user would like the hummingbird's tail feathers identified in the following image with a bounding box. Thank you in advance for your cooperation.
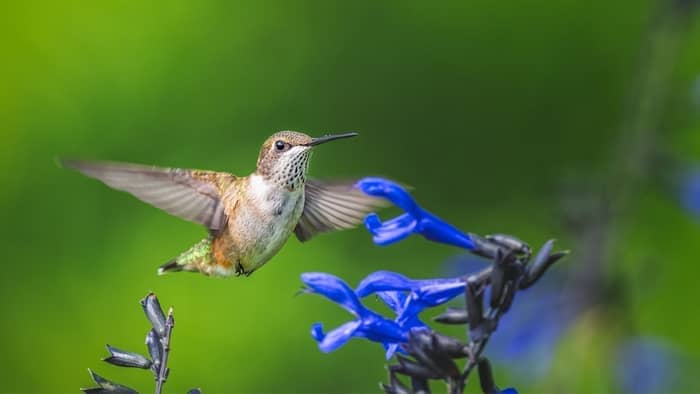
[157,237,213,276]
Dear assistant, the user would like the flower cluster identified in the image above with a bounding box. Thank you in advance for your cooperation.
[302,178,569,393]
[302,270,465,358]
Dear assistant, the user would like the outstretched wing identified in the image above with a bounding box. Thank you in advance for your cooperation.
[294,179,388,242]
[63,160,235,233]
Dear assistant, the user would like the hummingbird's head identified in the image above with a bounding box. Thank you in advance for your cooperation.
[256,131,358,189]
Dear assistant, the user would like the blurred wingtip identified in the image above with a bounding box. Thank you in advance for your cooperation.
[54,156,66,169]
[58,157,88,172]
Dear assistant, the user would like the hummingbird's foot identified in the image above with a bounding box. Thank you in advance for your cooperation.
[234,262,246,277]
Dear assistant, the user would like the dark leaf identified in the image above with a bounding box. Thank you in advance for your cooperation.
[489,250,506,309]
[470,234,502,259]
[434,307,468,325]
[430,332,467,358]
[410,376,431,394]
[146,329,163,375]
[465,281,484,340]
[140,293,167,336]
[392,355,441,379]
[498,282,517,314]
[81,369,138,393]
[485,234,530,256]
[103,344,152,369]
[521,249,569,289]
[477,358,499,394]
[529,239,555,269]
[381,370,411,394]
[407,331,460,379]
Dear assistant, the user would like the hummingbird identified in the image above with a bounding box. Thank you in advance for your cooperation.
[63,131,387,278]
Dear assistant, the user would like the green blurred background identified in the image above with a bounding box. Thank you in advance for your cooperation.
[2,1,700,392]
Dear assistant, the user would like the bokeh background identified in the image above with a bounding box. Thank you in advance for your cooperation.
[2,1,700,392]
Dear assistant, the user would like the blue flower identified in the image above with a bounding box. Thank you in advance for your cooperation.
[372,291,419,358]
[615,337,679,394]
[301,273,410,353]
[357,270,465,323]
[355,177,476,250]
[355,270,466,359]
[679,167,700,218]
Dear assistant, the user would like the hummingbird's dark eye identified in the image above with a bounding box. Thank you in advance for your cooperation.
[274,140,286,151]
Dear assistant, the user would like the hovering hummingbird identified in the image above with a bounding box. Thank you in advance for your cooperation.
[64,131,387,277]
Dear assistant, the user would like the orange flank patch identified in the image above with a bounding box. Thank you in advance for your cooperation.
[211,236,234,268]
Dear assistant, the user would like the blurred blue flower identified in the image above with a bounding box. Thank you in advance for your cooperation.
[615,337,678,394]
[679,167,700,218]
[445,255,575,378]
[355,177,475,250]
[500,389,518,394]
[302,272,410,353]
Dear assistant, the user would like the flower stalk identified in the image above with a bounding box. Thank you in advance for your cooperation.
[81,293,197,394]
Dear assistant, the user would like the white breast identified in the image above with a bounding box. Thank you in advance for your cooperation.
[235,174,304,269]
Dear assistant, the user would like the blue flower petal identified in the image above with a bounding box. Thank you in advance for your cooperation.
[360,315,410,344]
[301,272,367,317]
[375,291,408,314]
[418,212,475,250]
[357,270,465,307]
[311,323,325,341]
[415,280,465,306]
[316,320,362,353]
[356,177,476,250]
[356,271,415,297]
[356,178,422,215]
[384,343,401,360]
[365,213,417,245]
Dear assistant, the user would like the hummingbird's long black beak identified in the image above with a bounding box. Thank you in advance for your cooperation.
[304,132,358,146]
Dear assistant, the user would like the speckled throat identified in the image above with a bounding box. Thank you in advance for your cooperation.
[258,149,312,190]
